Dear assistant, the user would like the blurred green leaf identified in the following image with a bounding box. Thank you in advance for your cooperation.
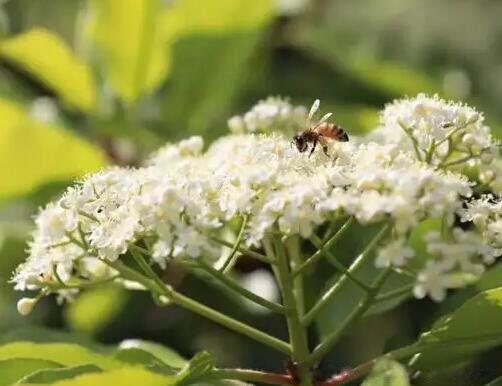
[65,284,128,335]
[17,364,101,384]
[0,28,96,111]
[117,340,187,368]
[177,351,214,386]
[485,375,502,386]
[0,358,60,386]
[159,0,273,138]
[0,99,106,201]
[86,0,167,104]
[16,367,174,386]
[114,348,179,375]
[413,288,502,370]
[0,342,124,370]
[362,358,410,386]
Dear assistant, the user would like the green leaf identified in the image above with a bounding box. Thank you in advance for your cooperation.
[86,0,168,103]
[16,367,174,386]
[65,284,128,335]
[16,364,101,384]
[177,351,215,385]
[485,375,502,386]
[159,0,273,138]
[0,99,106,201]
[117,339,187,368]
[0,28,96,111]
[0,358,60,386]
[412,288,502,370]
[114,348,179,375]
[0,342,124,370]
[362,358,410,386]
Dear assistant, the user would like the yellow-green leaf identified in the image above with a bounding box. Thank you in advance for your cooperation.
[0,99,106,201]
[362,358,410,386]
[0,28,96,112]
[0,342,123,370]
[65,285,128,335]
[17,367,174,386]
[86,0,167,103]
[0,358,60,386]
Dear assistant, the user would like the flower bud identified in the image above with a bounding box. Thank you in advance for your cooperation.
[480,151,493,164]
[462,133,475,146]
[17,297,38,316]
[480,169,495,184]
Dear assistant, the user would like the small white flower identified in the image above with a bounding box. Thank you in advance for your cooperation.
[376,238,415,268]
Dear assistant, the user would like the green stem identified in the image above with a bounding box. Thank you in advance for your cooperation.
[269,236,312,386]
[104,258,291,355]
[309,233,371,292]
[220,215,248,273]
[305,268,392,366]
[208,235,273,264]
[194,259,285,314]
[374,283,414,303]
[287,236,305,317]
[301,224,390,327]
[293,217,354,277]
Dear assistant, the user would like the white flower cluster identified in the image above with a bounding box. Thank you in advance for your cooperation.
[372,94,501,192]
[12,94,502,307]
[227,96,307,134]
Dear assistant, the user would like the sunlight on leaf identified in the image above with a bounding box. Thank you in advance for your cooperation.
[0,358,60,386]
[0,342,123,370]
[17,364,101,384]
[0,28,96,112]
[86,0,167,104]
[65,284,128,335]
[16,367,173,386]
[0,99,106,201]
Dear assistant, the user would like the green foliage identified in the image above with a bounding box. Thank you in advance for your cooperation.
[413,288,502,370]
[0,99,106,201]
[362,358,410,386]
[0,28,96,111]
[17,364,101,384]
[0,358,60,386]
[86,0,168,104]
[65,284,128,335]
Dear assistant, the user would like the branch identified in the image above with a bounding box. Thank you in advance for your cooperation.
[207,369,293,386]
[293,217,354,277]
[194,258,285,314]
[305,267,392,366]
[103,257,291,355]
[208,235,273,264]
[301,224,390,327]
[219,215,248,273]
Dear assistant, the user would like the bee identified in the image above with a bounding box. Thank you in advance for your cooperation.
[293,99,349,156]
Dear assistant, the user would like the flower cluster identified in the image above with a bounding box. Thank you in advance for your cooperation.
[372,94,501,192]
[227,96,307,134]
[12,94,501,309]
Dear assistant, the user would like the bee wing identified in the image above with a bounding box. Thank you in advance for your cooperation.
[319,112,333,123]
[308,99,320,121]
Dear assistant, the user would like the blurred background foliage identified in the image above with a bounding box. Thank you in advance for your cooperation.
[0,0,501,385]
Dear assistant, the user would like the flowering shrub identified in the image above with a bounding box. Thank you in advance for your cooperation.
[11,94,502,385]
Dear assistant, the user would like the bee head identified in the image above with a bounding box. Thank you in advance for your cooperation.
[293,134,308,152]
[339,131,349,142]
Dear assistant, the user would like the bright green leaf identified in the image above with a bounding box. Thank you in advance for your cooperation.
[177,351,214,385]
[16,367,174,386]
[65,284,128,335]
[114,348,179,375]
[0,99,106,201]
[0,28,96,111]
[0,358,60,386]
[0,342,124,370]
[86,0,168,103]
[413,288,502,370]
[362,358,410,386]
[17,364,101,384]
[117,340,187,368]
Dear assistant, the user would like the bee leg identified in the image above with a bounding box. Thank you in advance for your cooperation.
[309,139,317,157]
[320,137,329,156]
